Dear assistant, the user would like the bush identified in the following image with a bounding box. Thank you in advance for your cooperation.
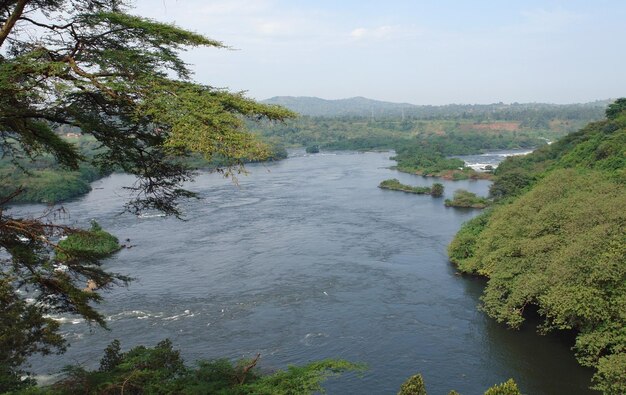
[378,179,431,194]
[444,190,490,208]
[430,183,444,197]
[26,340,364,394]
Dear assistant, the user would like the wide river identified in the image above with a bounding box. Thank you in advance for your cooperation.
[18,151,594,394]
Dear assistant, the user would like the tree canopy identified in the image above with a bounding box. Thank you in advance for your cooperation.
[0,0,293,389]
[448,100,626,394]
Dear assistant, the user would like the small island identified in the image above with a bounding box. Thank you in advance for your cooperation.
[305,145,320,153]
[444,189,490,208]
[55,220,121,262]
[378,179,444,197]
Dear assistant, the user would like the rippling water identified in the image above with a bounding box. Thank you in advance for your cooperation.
[14,151,594,394]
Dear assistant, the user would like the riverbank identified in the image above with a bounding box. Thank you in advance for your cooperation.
[448,108,626,393]
[3,146,288,205]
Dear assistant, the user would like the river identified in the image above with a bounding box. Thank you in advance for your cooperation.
[15,150,594,394]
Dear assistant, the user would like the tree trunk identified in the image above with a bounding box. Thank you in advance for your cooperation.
[0,0,30,48]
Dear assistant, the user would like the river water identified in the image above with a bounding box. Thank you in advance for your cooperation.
[16,150,594,394]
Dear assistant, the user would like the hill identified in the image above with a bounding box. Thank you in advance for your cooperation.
[262,96,609,120]
[262,96,414,117]
[448,99,626,394]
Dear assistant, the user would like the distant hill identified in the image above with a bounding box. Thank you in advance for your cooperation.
[262,96,610,119]
[262,96,415,117]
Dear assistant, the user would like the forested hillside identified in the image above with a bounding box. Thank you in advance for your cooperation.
[448,99,626,394]
[263,96,608,123]
[252,102,605,150]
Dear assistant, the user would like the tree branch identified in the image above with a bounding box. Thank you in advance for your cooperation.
[0,0,29,48]
[17,15,73,31]
[238,354,260,384]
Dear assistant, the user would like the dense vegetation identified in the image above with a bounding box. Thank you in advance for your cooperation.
[12,339,362,395]
[390,131,545,179]
[0,135,108,203]
[3,81,606,205]
[5,102,587,204]
[448,99,626,393]
[397,373,521,395]
[378,179,433,194]
[11,340,522,395]
[444,190,490,209]
[252,114,580,152]
[263,95,606,124]
[55,221,120,262]
[254,113,561,179]
[0,136,288,204]
[305,145,320,153]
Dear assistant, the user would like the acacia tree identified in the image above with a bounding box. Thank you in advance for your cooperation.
[0,0,293,389]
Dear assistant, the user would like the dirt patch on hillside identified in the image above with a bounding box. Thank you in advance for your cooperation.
[461,122,521,132]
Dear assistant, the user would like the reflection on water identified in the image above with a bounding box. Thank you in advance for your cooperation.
[14,151,594,394]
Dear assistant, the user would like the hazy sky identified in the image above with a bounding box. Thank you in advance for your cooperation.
[133,0,624,105]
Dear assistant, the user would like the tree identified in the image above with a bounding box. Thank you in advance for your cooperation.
[0,0,293,389]
[430,183,444,197]
[396,374,521,395]
[488,169,532,200]
[398,374,427,395]
[22,339,362,394]
[605,98,626,120]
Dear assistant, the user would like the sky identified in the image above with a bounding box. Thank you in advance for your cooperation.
[132,0,625,105]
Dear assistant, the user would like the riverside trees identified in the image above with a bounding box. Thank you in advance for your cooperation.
[448,101,626,394]
[0,0,293,389]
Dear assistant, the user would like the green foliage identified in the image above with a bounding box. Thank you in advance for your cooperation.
[19,340,363,395]
[0,0,293,383]
[483,379,522,395]
[592,353,626,395]
[1,169,92,204]
[253,113,561,154]
[448,210,492,267]
[449,101,626,393]
[379,179,432,194]
[444,190,490,208]
[305,145,320,153]
[389,130,539,179]
[491,106,626,201]
[0,135,108,203]
[430,183,444,197]
[253,108,575,181]
[378,179,445,197]
[55,221,120,262]
[394,144,467,177]
[488,169,533,201]
[605,98,626,120]
[398,374,427,395]
[0,280,65,393]
[396,374,520,395]
[456,169,625,327]
[248,359,365,394]
[98,340,123,373]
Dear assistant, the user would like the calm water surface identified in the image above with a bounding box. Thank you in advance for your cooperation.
[17,151,594,394]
